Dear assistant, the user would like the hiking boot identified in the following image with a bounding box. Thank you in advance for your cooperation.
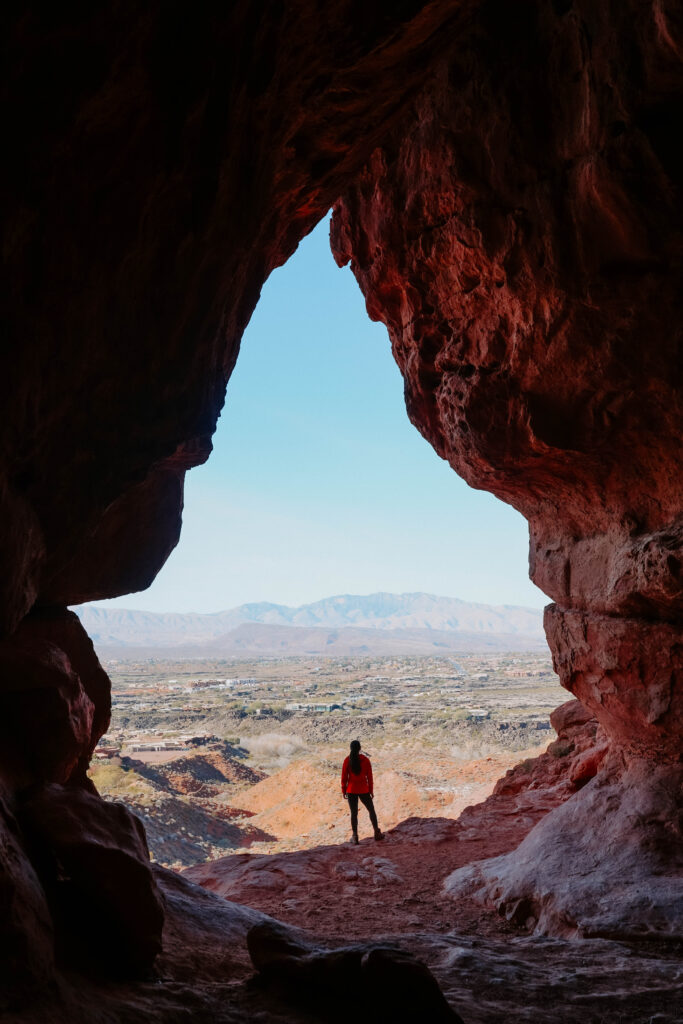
[374,828,384,841]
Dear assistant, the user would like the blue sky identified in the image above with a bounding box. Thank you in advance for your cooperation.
[96,216,546,613]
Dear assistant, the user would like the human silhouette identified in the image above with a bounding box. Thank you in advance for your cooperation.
[341,739,384,844]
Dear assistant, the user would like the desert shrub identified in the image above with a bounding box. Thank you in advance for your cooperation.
[549,741,574,759]
[88,761,157,804]
[448,738,502,761]
[449,709,471,722]
[241,732,306,769]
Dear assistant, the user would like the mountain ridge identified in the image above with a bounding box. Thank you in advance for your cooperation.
[119,621,547,657]
[75,592,546,650]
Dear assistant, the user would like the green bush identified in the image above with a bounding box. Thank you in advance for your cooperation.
[549,741,574,759]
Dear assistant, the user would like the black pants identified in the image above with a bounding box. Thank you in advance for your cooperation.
[347,792,378,833]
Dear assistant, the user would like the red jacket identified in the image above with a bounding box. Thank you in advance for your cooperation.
[341,754,373,795]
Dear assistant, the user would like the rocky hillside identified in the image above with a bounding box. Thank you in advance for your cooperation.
[88,745,271,867]
[88,736,548,867]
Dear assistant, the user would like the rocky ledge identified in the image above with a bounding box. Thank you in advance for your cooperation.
[183,701,682,1022]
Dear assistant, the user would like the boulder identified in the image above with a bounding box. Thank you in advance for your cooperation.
[549,698,595,739]
[18,784,164,976]
[445,756,683,940]
[569,743,609,787]
[0,637,93,787]
[13,608,112,761]
[247,920,464,1024]
[0,607,113,789]
[0,796,54,1006]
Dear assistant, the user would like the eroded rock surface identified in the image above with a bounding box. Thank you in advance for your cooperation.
[19,784,165,974]
[248,920,463,1024]
[331,4,683,621]
[0,799,54,1001]
[0,608,162,998]
[443,615,683,938]
[2,0,468,634]
[546,605,683,759]
[332,0,683,940]
[0,1,481,1005]
[446,754,683,939]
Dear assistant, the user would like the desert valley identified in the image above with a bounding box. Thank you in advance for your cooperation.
[82,594,556,865]
[64,595,683,1023]
[89,652,557,866]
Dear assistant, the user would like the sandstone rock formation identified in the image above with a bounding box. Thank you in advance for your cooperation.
[447,754,683,938]
[1,1,473,1005]
[444,698,683,938]
[331,0,683,939]
[247,920,463,1024]
[19,783,165,974]
[2,0,682,1015]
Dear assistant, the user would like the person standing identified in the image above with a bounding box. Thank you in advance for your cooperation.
[341,739,384,844]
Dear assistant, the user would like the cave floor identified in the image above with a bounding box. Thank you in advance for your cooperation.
[178,810,682,1024]
[8,863,680,1024]
[7,796,682,1023]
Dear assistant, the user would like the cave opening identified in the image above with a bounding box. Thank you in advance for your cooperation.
[90,214,545,618]
[82,212,556,878]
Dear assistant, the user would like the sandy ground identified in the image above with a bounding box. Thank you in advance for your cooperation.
[220,745,548,855]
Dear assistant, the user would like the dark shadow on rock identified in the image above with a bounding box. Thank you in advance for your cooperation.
[127,793,276,866]
[18,783,164,979]
[247,920,464,1024]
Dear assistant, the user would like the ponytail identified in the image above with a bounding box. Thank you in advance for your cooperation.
[349,739,361,775]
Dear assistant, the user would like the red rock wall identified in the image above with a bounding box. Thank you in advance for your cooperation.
[330,0,683,939]
[2,0,468,635]
[0,0,474,997]
[331,0,683,764]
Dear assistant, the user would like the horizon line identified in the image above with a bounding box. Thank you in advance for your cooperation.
[75,589,549,617]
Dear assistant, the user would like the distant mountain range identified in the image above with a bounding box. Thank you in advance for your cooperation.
[75,593,546,657]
